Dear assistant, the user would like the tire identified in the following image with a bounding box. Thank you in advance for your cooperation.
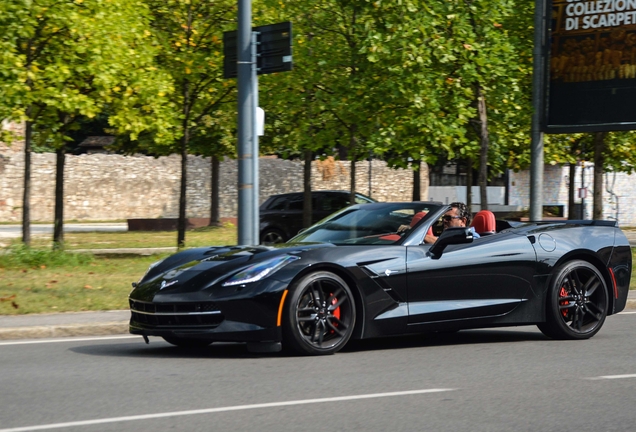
[162,336,212,348]
[261,228,286,244]
[283,271,356,355]
[537,260,608,340]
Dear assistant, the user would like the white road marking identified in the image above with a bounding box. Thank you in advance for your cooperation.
[618,311,636,314]
[0,335,139,346]
[588,374,636,380]
[0,388,456,432]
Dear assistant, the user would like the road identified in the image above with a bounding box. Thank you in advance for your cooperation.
[1,312,636,432]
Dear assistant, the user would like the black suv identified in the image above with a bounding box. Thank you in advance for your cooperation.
[259,190,376,244]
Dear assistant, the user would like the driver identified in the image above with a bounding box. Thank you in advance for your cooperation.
[423,201,480,244]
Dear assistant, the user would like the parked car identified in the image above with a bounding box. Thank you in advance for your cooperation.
[259,190,376,244]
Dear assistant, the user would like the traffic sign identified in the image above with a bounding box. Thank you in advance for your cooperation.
[224,21,292,79]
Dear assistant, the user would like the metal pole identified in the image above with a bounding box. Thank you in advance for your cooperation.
[252,30,260,244]
[237,0,253,245]
[530,0,546,221]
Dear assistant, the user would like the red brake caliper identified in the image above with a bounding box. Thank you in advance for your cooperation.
[330,294,340,333]
[559,286,569,317]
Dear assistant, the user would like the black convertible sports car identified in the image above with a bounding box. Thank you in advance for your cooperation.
[129,202,632,355]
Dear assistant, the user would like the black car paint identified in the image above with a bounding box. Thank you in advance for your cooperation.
[129,202,631,350]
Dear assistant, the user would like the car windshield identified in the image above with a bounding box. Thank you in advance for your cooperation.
[289,202,443,245]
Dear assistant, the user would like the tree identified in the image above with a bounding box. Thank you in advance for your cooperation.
[0,0,170,247]
[144,0,237,248]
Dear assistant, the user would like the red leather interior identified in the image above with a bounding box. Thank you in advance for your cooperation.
[470,210,496,236]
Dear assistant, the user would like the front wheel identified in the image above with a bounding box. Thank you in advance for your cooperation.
[537,260,608,340]
[283,271,356,355]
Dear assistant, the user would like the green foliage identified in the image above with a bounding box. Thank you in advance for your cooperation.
[257,0,534,179]
[0,0,173,148]
[0,245,94,269]
[133,0,237,156]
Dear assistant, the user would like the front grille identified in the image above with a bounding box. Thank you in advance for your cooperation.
[129,299,224,328]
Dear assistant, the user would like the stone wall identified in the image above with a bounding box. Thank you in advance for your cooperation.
[0,141,429,221]
[509,164,636,226]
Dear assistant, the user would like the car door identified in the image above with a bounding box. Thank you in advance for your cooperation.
[406,231,538,324]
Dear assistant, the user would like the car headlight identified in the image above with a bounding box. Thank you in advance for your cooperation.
[222,255,300,287]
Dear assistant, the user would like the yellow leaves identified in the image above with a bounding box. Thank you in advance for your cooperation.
[144,30,151,37]
[185,67,191,74]
[446,77,454,84]
[175,41,182,47]
[75,0,83,4]
[113,86,121,92]
[463,44,473,50]
[212,35,219,44]
[158,91,166,97]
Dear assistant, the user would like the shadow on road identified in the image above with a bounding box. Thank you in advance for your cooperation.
[69,328,550,359]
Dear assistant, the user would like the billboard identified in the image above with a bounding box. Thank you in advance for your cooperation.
[545,0,636,132]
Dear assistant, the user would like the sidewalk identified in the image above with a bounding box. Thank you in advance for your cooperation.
[0,292,635,341]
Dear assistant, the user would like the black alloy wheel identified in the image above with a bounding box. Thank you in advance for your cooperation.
[538,260,609,340]
[162,336,212,348]
[283,271,356,355]
[261,228,286,245]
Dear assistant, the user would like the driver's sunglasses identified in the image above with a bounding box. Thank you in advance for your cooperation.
[442,215,462,222]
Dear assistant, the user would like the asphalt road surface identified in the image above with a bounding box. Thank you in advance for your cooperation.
[1,312,636,432]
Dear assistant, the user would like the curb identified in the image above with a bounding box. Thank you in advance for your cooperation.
[0,322,129,340]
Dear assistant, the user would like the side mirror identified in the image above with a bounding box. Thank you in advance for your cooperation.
[428,227,474,259]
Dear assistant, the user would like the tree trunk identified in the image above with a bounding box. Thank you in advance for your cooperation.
[568,163,576,219]
[209,155,220,226]
[22,115,32,246]
[412,159,421,201]
[349,126,357,203]
[466,158,473,211]
[592,131,607,220]
[177,133,188,248]
[53,148,65,249]
[476,84,489,210]
[177,77,191,248]
[303,149,313,228]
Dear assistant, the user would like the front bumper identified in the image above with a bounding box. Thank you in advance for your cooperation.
[129,272,284,342]
[128,292,284,343]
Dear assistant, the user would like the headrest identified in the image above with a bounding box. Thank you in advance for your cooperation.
[470,210,496,235]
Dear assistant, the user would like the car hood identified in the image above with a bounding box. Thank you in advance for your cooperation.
[131,242,333,300]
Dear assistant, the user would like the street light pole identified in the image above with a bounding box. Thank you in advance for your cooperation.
[530,0,547,221]
[237,0,254,245]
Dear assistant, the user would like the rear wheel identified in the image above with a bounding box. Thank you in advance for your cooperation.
[162,336,212,348]
[283,271,356,355]
[537,260,608,340]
